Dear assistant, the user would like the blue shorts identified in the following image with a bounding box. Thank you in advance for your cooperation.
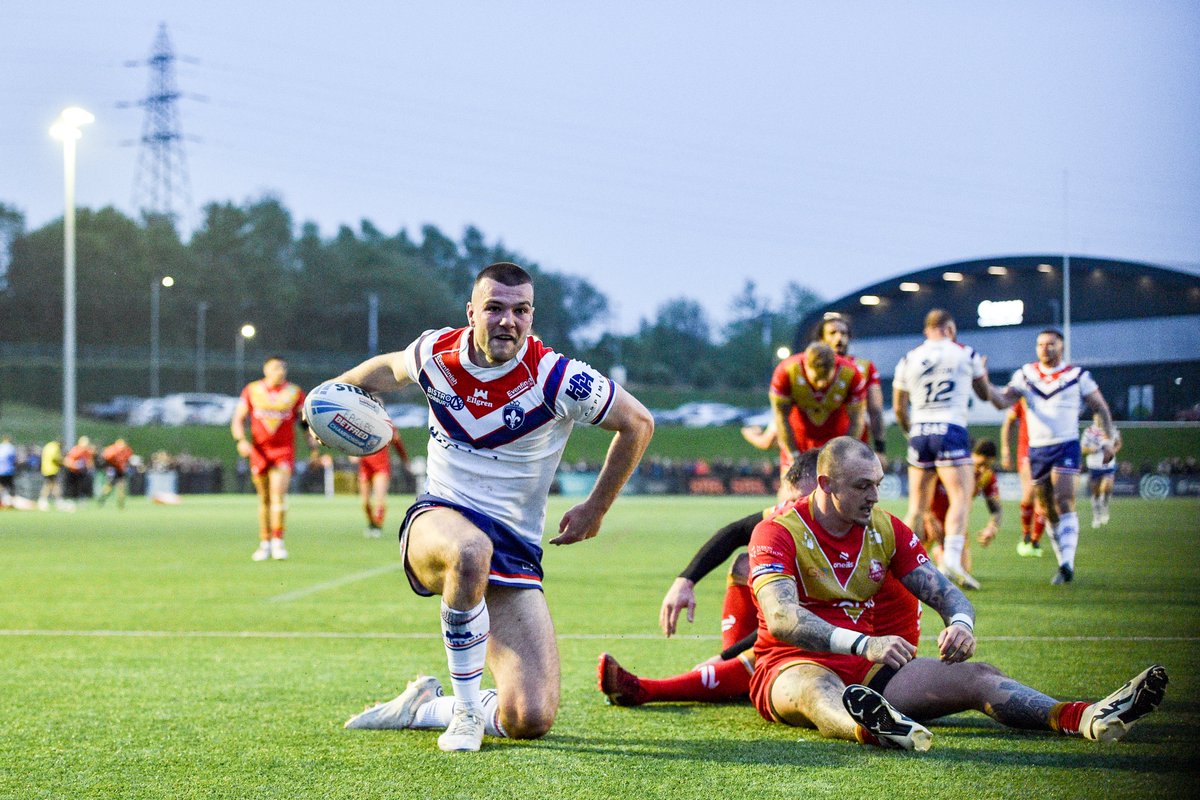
[906,423,972,468]
[1028,441,1082,483]
[398,494,545,597]
[1088,464,1117,482]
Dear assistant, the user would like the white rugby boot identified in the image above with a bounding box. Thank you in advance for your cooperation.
[437,703,486,752]
[251,541,271,561]
[1080,665,1169,741]
[269,538,288,560]
[345,675,443,730]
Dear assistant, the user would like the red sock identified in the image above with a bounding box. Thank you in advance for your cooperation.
[1031,515,1045,545]
[721,582,756,650]
[1049,701,1090,734]
[271,529,283,540]
[373,508,386,527]
[638,656,752,702]
[1020,502,1033,539]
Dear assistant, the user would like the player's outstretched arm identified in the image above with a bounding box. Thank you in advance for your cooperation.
[335,352,414,394]
[899,562,977,663]
[757,579,916,669]
[552,384,653,545]
[660,511,760,636]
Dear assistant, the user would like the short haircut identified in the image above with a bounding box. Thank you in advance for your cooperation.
[972,438,998,459]
[783,448,820,494]
[924,308,954,331]
[817,436,875,481]
[804,342,836,371]
[1037,328,1064,341]
[263,355,285,366]
[475,261,532,288]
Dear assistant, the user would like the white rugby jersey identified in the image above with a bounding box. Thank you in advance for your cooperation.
[893,338,985,428]
[402,327,616,545]
[1006,363,1098,447]
[1081,424,1118,470]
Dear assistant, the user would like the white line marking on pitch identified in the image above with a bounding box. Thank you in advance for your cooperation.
[266,563,404,603]
[0,629,1195,643]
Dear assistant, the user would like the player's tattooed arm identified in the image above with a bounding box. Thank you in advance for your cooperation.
[900,561,975,623]
[756,579,838,652]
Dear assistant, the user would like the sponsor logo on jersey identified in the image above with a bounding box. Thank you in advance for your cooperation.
[566,372,594,401]
[502,403,526,430]
[433,354,458,386]
[427,387,465,410]
[507,378,536,399]
[466,388,493,408]
[750,544,785,558]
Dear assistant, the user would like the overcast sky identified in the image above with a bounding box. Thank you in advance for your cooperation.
[4,1,1198,334]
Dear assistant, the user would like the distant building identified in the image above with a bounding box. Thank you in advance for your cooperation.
[796,255,1200,421]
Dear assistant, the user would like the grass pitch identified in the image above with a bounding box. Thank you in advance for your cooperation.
[2,495,1197,799]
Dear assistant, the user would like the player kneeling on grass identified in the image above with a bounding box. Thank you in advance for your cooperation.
[337,262,654,752]
[741,436,1166,750]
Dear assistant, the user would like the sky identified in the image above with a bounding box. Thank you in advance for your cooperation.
[4,1,1199,335]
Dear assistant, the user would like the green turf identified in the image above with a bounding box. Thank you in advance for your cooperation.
[2,495,1198,799]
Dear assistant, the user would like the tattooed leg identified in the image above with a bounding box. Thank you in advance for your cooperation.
[882,658,1057,730]
[771,664,859,741]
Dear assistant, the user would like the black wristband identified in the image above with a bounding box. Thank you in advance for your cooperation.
[873,438,886,454]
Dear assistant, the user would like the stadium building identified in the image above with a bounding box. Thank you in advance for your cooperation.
[796,255,1200,421]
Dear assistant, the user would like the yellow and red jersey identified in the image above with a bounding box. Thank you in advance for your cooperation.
[241,380,305,452]
[64,444,95,472]
[851,355,880,444]
[929,459,1000,523]
[769,354,866,455]
[1010,398,1030,461]
[749,496,928,679]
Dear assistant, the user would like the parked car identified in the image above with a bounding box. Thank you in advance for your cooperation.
[128,397,165,426]
[160,393,239,426]
[84,395,143,422]
[386,403,429,429]
[672,402,747,428]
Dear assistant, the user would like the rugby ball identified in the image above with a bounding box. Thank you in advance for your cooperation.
[304,381,394,456]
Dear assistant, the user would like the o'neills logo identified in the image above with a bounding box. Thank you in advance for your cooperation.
[427,387,465,410]
[507,378,536,399]
[433,354,457,386]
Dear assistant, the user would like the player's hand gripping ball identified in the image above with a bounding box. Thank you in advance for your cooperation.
[303,381,394,456]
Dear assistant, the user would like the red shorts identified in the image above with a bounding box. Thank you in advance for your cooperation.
[358,460,390,481]
[249,445,294,477]
[749,651,889,722]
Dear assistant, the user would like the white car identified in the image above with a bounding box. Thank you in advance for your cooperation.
[160,393,239,426]
[672,402,747,428]
[386,403,429,429]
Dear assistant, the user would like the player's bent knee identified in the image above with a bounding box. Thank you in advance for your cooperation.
[500,705,556,739]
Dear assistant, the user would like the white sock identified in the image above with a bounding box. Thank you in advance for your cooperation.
[441,598,489,709]
[1045,520,1063,563]
[1057,512,1079,570]
[942,533,966,572]
[414,689,506,737]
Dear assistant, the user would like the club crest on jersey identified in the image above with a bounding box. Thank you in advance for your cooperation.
[868,559,885,582]
[502,403,526,430]
[427,387,465,411]
[566,372,594,401]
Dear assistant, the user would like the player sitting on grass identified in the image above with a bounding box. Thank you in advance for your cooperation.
[736,436,1167,750]
[598,449,921,706]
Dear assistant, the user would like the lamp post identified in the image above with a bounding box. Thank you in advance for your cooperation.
[235,323,256,390]
[196,301,209,392]
[150,275,174,397]
[49,106,94,448]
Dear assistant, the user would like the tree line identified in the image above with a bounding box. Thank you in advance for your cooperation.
[0,196,822,397]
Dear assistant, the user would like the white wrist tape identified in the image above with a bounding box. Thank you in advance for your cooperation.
[949,613,974,631]
[829,627,869,656]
